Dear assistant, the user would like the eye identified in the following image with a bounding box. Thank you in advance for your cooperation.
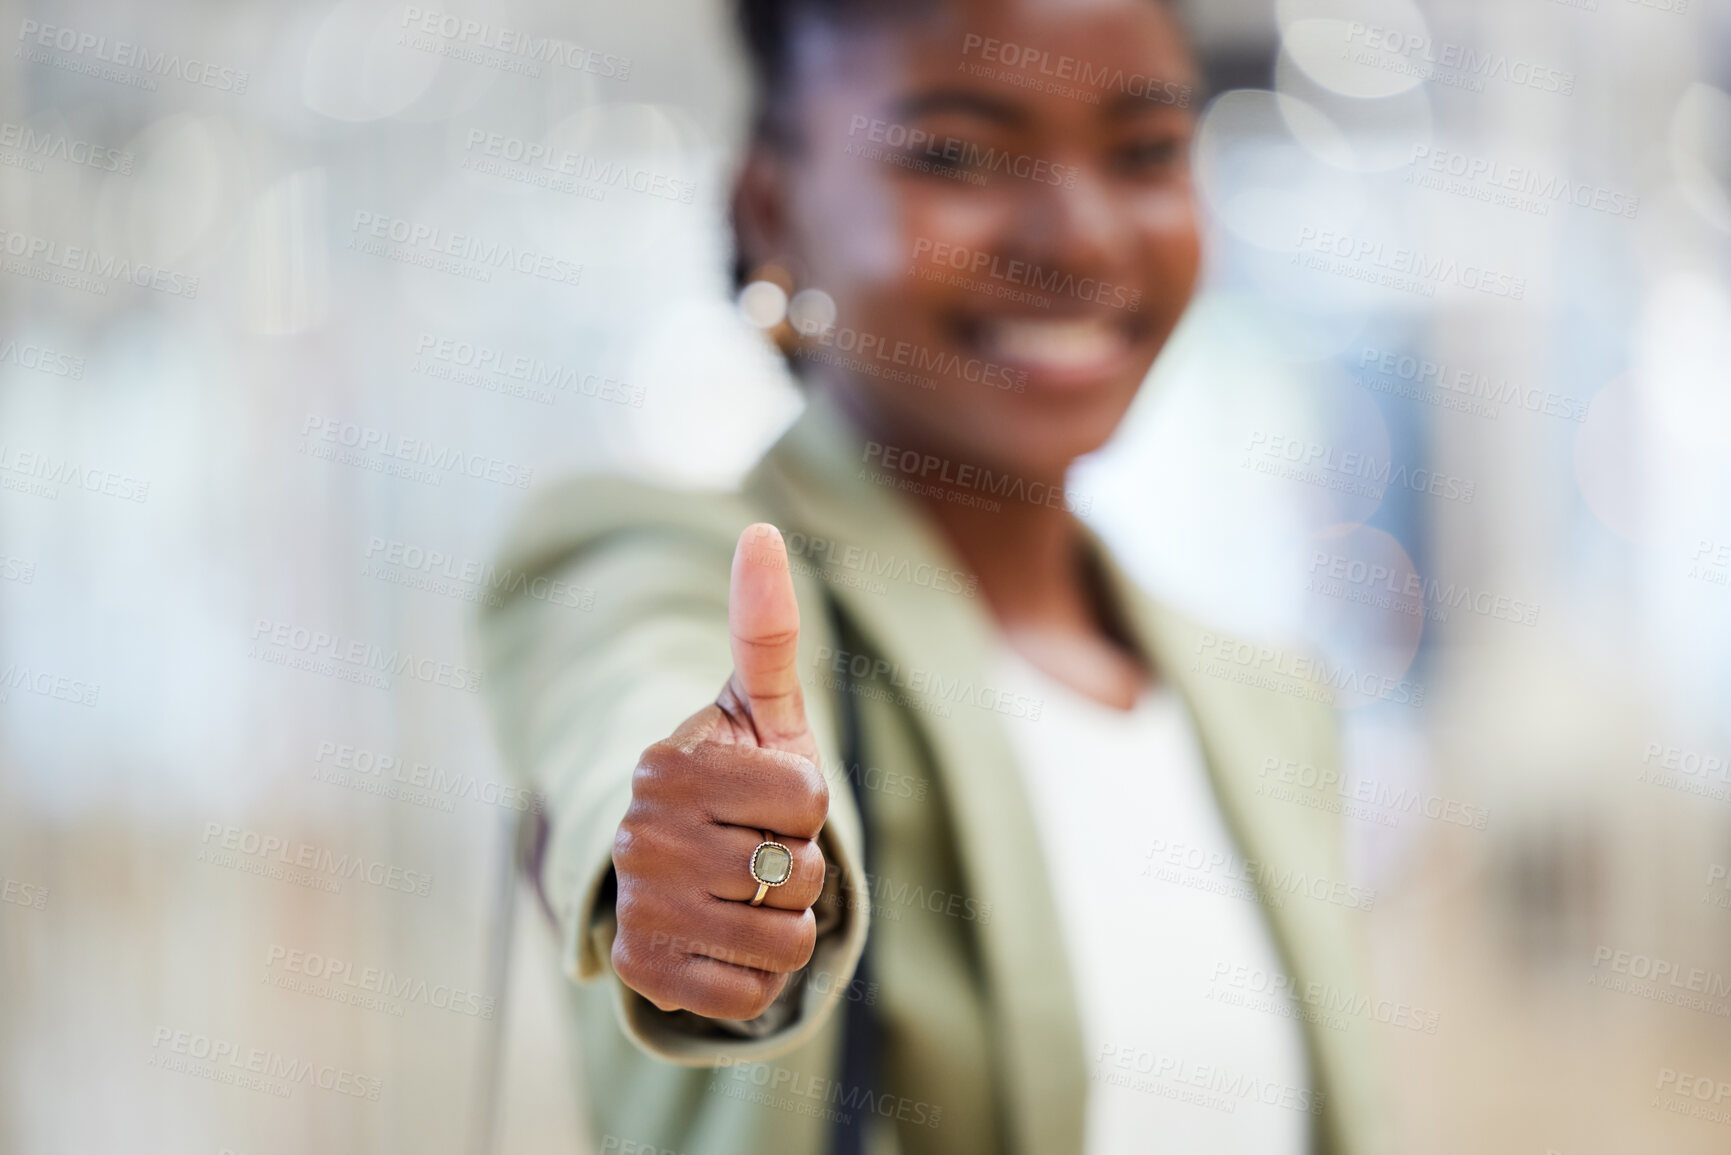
[899,132,986,172]
[883,131,1010,189]
[1114,135,1188,175]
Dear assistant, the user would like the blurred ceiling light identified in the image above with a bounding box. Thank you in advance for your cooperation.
[1277,4,1431,101]
[1274,50,1434,173]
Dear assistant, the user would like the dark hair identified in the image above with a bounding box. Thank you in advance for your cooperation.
[736,0,1185,139]
[729,0,1190,288]
[736,0,926,149]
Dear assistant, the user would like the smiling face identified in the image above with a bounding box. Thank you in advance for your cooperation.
[735,0,1203,482]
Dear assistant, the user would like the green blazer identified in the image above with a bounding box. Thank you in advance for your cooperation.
[480,389,1389,1155]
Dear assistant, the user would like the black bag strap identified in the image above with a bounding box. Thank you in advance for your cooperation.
[826,596,878,1155]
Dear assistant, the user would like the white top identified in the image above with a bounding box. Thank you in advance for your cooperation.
[991,645,1315,1155]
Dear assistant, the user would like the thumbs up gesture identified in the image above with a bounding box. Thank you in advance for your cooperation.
[609,524,832,1020]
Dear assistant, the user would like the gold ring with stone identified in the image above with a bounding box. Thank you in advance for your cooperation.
[749,834,793,906]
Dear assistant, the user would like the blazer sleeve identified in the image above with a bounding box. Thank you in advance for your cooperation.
[477,476,869,1066]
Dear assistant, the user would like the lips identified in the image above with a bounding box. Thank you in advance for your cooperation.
[959,313,1149,387]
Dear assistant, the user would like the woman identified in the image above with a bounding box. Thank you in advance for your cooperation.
[482,1,1386,1152]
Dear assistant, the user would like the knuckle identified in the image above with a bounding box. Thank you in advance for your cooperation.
[611,818,668,878]
[804,766,831,819]
[610,936,660,998]
[797,842,828,900]
[754,973,789,1015]
[616,810,710,885]
[780,760,829,831]
[611,887,657,937]
[632,741,691,800]
[758,911,816,973]
[611,823,641,874]
[787,910,818,970]
[697,972,780,1021]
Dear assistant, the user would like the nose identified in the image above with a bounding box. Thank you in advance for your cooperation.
[1011,163,1128,278]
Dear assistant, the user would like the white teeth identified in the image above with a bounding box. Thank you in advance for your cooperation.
[979,317,1128,373]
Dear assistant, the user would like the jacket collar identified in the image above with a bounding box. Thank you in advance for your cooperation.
[746,390,1374,1155]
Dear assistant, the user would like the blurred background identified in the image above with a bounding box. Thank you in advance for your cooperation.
[2,0,1730,1152]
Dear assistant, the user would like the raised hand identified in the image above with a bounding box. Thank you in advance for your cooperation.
[609,524,831,1019]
